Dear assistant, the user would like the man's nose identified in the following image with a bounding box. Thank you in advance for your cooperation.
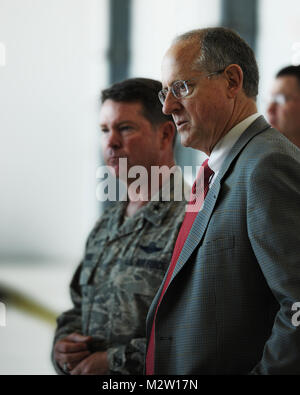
[162,91,182,115]
[106,130,122,149]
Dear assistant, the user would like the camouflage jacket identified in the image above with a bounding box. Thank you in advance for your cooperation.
[52,176,189,375]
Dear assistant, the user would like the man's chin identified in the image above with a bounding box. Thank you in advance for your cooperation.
[109,167,127,183]
[107,165,118,178]
[179,132,192,148]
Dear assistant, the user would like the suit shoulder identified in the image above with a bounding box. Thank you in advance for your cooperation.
[243,126,300,163]
[227,126,300,187]
[241,128,300,190]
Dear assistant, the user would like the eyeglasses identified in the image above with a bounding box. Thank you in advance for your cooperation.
[158,69,225,105]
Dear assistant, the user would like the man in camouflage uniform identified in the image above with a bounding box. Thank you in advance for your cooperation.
[52,78,189,375]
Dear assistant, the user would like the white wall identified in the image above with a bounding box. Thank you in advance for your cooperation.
[2,0,299,264]
[130,0,221,80]
[3,0,300,375]
[257,0,300,115]
[130,0,221,170]
[0,261,75,374]
[0,0,108,263]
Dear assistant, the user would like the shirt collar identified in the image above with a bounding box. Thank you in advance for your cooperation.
[208,113,261,177]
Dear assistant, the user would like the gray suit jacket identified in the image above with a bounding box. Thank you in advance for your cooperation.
[146,116,300,375]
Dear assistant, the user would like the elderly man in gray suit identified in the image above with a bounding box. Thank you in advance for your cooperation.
[145,27,300,375]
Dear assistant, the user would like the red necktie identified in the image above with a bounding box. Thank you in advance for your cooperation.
[146,159,214,375]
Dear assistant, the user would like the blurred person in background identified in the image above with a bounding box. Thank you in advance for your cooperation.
[267,65,300,148]
[52,78,189,375]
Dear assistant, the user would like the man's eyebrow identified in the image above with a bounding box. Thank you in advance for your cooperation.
[118,120,137,124]
[116,120,139,128]
[162,78,183,89]
[99,120,138,128]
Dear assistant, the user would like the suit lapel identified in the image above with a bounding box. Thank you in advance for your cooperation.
[146,117,271,326]
[170,116,271,281]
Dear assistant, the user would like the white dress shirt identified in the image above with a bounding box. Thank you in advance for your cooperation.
[208,113,261,186]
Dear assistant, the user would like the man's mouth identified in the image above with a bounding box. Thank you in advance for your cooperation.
[107,156,119,161]
[106,156,123,166]
[176,120,189,130]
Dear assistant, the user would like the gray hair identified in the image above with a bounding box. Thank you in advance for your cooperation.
[174,27,259,99]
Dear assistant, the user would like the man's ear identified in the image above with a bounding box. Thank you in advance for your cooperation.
[224,64,244,98]
[158,121,176,150]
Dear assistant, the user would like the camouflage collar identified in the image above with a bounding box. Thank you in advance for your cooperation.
[107,172,188,231]
[138,172,188,226]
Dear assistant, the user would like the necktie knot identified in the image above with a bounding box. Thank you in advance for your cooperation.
[191,159,214,200]
[146,160,214,374]
[203,158,214,182]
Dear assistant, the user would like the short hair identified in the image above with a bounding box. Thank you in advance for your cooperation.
[276,65,300,88]
[101,78,175,127]
[174,27,259,99]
